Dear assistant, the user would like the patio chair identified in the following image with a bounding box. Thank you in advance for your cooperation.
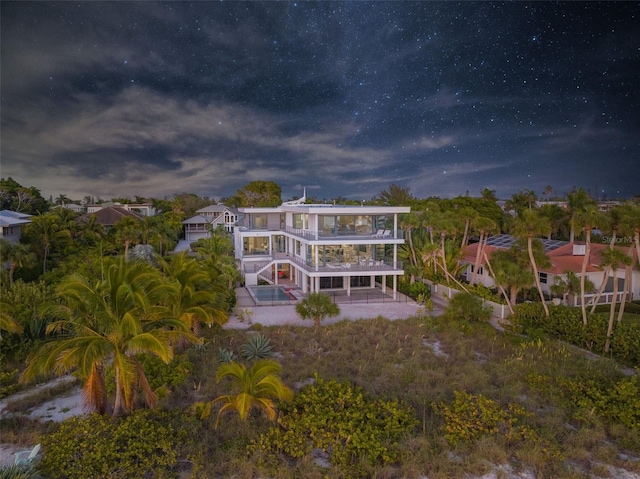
[381,230,391,237]
[373,229,384,238]
[14,443,41,465]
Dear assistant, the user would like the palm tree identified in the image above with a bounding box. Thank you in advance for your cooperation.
[551,271,594,307]
[21,258,195,415]
[457,206,479,248]
[0,300,22,339]
[113,217,141,259]
[399,212,422,283]
[603,248,633,353]
[511,209,551,316]
[538,203,569,240]
[566,187,593,243]
[481,251,515,315]
[469,216,498,285]
[574,204,606,325]
[24,213,60,273]
[0,240,36,286]
[159,252,228,338]
[623,204,640,269]
[490,249,534,309]
[295,292,340,328]
[203,359,293,428]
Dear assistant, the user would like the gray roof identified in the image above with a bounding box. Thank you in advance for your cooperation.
[0,210,32,226]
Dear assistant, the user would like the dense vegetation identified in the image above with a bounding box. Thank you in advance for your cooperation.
[1,180,639,478]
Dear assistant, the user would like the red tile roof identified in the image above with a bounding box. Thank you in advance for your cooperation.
[76,206,145,226]
[462,240,637,274]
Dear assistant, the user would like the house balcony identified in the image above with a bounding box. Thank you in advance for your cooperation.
[281,226,404,243]
[242,252,404,275]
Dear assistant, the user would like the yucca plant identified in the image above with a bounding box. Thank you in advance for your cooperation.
[0,464,42,479]
[217,347,237,363]
[240,334,273,361]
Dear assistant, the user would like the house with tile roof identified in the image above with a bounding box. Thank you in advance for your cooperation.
[0,210,32,244]
[461,234,639,306]
[75,206,145,230]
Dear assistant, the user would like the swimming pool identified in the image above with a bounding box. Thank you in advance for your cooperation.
[248,285,295,304]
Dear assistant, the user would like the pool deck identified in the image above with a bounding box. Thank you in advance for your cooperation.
[228,286,427,329]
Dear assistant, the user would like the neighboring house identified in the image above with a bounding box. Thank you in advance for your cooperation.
[86,202,156,216]
[75,206,145,230]
[0,210,32,244]
[461,234,639,306]
[53,203,86,214]
[233,199,409,299]
[182,205,240,243]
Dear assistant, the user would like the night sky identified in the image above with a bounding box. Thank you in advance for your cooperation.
[1,2,639,203]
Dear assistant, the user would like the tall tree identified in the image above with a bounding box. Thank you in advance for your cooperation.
[0,240,36,286]
[574,204,607,325]
[375,184,415,206]
[602,248,633,353]
[23,213,61,273]
[566,187,593,243]
[490,249,535,308]
[113,217,142,259]
[511,209,551,316]
[226,181,282,208]
[469,217,498,286]
[399,212,424,283]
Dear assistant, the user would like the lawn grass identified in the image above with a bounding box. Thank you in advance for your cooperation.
[175,314,640,478]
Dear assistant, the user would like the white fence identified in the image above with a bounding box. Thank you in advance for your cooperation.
[417,278,511,319]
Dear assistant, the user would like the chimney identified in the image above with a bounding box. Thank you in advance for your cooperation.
[573,243,586,256]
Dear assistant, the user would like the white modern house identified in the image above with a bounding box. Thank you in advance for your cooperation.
[0,210,32,244]
[233,198,409,299]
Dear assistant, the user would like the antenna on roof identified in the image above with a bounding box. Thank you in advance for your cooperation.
[281,187,307,206]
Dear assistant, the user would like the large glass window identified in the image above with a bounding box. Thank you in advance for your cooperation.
[293,214,303,229]
[272,235,286,253]
[250,214,268,230]
[243,237,269,255]
[354,215,372,235]
[319,215,336,236]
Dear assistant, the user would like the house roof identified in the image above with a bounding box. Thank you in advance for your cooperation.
[197,204,227,214]
[0,210,32,226]
[182,215,212,225]
[75,206,145,226]
[462,235,637,275]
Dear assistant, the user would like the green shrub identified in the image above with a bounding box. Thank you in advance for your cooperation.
[0,369,20,399]
[399,280,431,302]
[38,410,191,479]
[509,303,640,366]
[436,390,528,446]
[251,375,417,476]
[528,374,640,430]
[445,292,492,322]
